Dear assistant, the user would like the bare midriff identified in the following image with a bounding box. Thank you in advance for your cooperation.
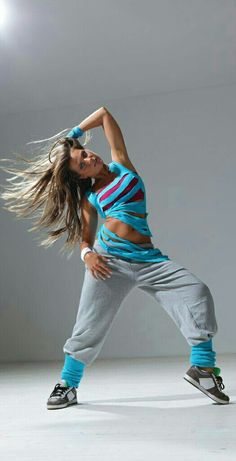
[104,212,153,244]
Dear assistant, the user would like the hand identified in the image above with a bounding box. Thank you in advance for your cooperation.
[84,252,113,280]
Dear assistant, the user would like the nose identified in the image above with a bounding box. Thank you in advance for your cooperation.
[85,156,93,166]
[90,157,96,166]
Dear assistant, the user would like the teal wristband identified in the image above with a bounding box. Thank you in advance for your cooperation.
[67,126,84,138]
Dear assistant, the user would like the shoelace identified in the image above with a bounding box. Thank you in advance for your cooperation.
[214,375,225,391]
[50,383,70,397]
[198,367,225,392]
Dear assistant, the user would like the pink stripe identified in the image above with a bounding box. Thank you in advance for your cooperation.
[103,177,139,211]
[125,189,144,203]
[99,174,128,200]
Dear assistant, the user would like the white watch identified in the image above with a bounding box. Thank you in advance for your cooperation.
[81,247,94,262]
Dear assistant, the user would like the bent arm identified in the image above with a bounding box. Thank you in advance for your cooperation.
[78,107,107,132]
[102,108,128,157]
[78,106,137,171]
[77,106,127,154]
[102,109,137,172]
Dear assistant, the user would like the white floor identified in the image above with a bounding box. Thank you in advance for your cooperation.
[1,354,236,461]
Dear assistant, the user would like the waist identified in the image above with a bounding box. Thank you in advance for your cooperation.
[104,219,151,242]
[104,212,152,238]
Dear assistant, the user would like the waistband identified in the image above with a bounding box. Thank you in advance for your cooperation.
[102,240,154,249]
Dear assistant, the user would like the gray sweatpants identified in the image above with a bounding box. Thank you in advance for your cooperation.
[63,239,218,366]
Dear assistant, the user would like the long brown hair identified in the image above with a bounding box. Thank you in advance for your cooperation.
[0,132,93,259]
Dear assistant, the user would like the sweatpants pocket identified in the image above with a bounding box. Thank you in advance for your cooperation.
[183,284,218,335]
[183,295,210,331]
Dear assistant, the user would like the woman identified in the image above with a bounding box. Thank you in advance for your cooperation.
[0,107,230,409]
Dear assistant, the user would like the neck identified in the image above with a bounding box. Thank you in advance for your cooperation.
[93,163,114,184]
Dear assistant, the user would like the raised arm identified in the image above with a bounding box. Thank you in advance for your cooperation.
[78,107,137,172]
[103,109,138,172]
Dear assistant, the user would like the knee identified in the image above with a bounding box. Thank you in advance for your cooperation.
[197,282,218,333]
[184,280,217,326]
[197,282,213,299]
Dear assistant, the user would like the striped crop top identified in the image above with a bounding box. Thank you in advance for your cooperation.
[85,161,153,237]
[84,161,170,262]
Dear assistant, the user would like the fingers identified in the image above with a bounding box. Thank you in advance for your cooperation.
[86,253,113,280]
[93,270,111,280]
[94,265,113,280]
[92,256,113,280]
[92,268,112,280]
[100,255,112,262]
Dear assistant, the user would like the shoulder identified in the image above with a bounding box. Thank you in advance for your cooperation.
[109,160,139,175]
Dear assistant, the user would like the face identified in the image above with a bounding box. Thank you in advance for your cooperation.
[68,148,103,179]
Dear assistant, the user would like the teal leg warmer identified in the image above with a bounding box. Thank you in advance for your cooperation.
[61,353,86,387]
[190,338,216,367]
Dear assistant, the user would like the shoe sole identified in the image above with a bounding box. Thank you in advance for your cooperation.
[47,398,78,410]
[183,374,229,404]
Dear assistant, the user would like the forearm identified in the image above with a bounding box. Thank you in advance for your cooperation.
[80,240,94,250]
[80,240,95,263]
[78,107,107,132]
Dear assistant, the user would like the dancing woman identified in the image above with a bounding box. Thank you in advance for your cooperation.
[0,107,230,409]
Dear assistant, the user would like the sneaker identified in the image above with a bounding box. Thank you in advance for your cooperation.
[47,379,78,410]
[183,366,230,404]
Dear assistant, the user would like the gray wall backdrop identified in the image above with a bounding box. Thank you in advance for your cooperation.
[0,85,235,362]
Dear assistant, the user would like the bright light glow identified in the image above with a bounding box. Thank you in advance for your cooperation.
[0,1,8,26]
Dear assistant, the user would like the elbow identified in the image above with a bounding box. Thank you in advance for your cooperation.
[101,106,109,115]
